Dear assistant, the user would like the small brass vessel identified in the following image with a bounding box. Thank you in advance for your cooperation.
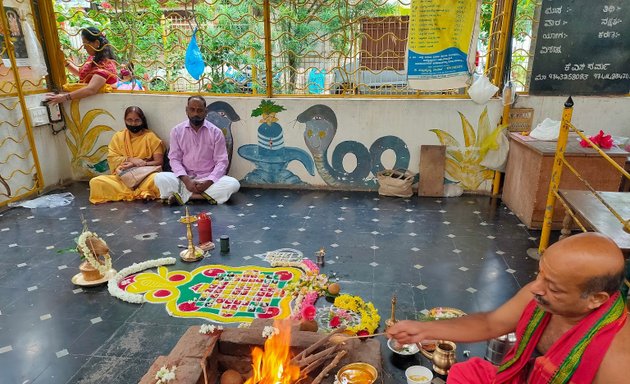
[336,362,378,384]
[420,340,457,375]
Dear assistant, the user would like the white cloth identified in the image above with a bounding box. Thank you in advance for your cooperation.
[154,172,239,204]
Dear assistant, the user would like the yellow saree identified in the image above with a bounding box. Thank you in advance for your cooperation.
[89,129,163,204]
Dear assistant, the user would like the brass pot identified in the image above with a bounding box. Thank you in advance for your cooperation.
[79,260,104,282]
[420,340,456,375]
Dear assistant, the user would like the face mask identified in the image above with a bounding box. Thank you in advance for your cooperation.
[189,116,205,126]
[126,123,146,133]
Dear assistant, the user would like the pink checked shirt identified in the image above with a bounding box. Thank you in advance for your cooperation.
[168,120,229,183]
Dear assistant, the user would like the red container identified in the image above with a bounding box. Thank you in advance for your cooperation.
[197,212,213,244]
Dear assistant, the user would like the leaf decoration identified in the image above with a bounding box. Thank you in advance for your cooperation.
[429,129,460,148]
[251,99,286,117]
[431,107,500,191]
[62,100,115,175]
[458,111,476,147]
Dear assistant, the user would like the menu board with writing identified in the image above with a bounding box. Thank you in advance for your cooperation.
[530,0,630,95]
[406,0,481,90]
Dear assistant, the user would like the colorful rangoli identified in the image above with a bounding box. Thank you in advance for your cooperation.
[119,264,302,323]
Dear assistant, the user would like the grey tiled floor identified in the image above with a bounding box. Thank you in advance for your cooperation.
[0,183,542,383]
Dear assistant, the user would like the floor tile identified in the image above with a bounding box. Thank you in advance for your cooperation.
[0,183,541,383]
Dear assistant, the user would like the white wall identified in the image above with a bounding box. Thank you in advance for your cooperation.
[10,94,629,191]
[516,95,630,138]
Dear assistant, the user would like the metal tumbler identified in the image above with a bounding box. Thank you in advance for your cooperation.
[219,235,230,253]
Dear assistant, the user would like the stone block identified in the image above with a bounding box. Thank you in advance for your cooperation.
[169,325,220,360]
[139,356,204,384]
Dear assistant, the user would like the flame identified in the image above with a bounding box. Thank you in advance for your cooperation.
[245,320,301,384]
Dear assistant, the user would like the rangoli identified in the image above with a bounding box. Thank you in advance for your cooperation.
[119,264,302,323]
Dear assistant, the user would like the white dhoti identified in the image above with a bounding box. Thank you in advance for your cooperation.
[154,172,240,204]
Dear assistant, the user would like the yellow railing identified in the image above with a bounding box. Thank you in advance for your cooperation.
[537,99,630,254]
[44,0,526,97]
[0,0,45,207]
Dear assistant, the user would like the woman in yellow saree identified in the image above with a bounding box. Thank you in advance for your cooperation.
[89,106,164,203]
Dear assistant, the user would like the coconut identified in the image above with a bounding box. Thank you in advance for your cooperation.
[85,235,109,256]
[300,319,318,332]
[327,282,340,295]
[220,369,243,384]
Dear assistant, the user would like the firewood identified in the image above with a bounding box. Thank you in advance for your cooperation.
[311,350,347,384]
[300,346,340,376]
[301,355,329,377]
[290,326,346,364]
[298,345,338,368]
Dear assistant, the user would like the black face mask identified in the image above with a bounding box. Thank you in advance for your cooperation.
[126,123,146,133]
[189,116,205,127]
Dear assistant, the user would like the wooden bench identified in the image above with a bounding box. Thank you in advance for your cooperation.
[557,190,630,296]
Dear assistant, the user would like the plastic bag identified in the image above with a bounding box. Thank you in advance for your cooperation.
[529,118,561,140]
[185,29,205,80]
[480,131,510,171]
[468,75,499,104]
[444,182,464,197]
[23,20,48,79]
[8,192,74,209]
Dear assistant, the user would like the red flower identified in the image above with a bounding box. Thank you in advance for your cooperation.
[330,315,341,328]
[356,329,370,337]
[580,130,613,150]
[301,304,316,321]
[101,2,113,10]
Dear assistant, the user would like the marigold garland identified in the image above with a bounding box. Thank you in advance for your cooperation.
[333,294,380,334]
[76,231,112,276]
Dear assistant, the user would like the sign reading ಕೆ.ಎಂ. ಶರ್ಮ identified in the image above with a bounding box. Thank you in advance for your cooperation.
[529,0,630,95]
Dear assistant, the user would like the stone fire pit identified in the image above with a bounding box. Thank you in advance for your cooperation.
[139,319,382,384]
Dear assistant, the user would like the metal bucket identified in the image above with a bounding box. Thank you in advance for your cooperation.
[485,332,516,365]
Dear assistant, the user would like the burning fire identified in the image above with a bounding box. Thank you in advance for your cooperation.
[245,320,301,384]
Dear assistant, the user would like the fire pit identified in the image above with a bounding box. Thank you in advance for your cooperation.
[139,319,382,384]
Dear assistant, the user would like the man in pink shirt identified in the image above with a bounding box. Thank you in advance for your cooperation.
[154,96,240,205]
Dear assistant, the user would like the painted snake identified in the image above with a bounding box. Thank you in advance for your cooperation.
[297,104,410,188]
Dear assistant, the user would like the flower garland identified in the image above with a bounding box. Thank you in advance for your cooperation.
[333,294,380,335]
[292,291,318,321]
[108,257,177,304]
[199,324,223,335]
[155,365,177,383]
[262,325,279,339]
[287,271,329,319]
[76,231,112,275]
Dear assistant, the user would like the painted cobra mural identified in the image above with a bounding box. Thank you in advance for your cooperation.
[238,100,314,184]
[297,104,410,189]
[206,101,240,173]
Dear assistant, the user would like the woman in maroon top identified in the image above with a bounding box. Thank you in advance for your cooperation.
[46,26,117,105]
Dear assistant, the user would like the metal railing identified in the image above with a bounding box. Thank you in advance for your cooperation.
[537,98,630,254]
[0,0,45,207]
[45,0,531,97]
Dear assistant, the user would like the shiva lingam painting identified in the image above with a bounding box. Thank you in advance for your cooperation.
[139,319,382,384]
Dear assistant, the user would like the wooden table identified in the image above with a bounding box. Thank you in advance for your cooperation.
[557,190,630,296]
[502,133,629,229]
[558,190,630,254]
